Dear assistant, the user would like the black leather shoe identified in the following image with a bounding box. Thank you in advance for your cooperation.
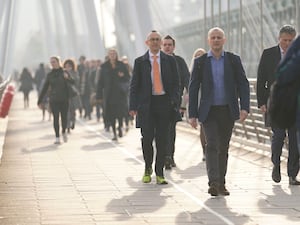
[208,183,219,196]
[165,157,172,170]
[289,177,300,185]
[118,128,123,137]
[272,166,281,183]
[170,157,176,167]
[219,185,230,196]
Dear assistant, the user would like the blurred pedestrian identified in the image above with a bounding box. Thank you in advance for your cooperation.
[34,63,46,95]
[63,58,81,133]
[96,48,130,140]
[256,25,300,185]
[77,55,86,118]
[37,56,74,144]
[161,34,190,169]
[189,48,207,161]
[19,67,34,108]
[276,35,300,128]
[121,55,133,132]
[92,59,103,122]
[80,60,93,120]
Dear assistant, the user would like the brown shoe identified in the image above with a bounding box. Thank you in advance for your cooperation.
[219,185,230,196]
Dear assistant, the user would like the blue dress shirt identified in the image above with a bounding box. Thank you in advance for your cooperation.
[207,50,227,105]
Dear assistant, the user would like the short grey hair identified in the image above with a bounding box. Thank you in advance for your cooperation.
[146,30,162,41]
[279,25,296,36]
[207,27,225,38]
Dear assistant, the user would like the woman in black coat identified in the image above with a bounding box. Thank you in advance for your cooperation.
[37,56,74,144]
[96,48,130,140]
[19,67,34,108]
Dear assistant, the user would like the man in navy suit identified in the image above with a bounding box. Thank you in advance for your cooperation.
[189,27,250,196]
[129,30,180,185]
[256,25,300,185]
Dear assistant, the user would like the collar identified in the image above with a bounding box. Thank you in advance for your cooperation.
[279,45,285,55]
[149,50,161,58]
[207,50,225,58]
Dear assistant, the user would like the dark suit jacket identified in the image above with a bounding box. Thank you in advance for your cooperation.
[256,45,281,108]
[188,52,250,123]
[129,51,181,128]
[174,54,190,95]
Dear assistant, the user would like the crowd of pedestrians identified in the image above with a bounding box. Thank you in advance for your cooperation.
[14,24,300,197]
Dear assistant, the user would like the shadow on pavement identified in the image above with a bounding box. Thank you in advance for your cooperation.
[176,197,250,224]
[21,145,59,154]
[105,177,167,221]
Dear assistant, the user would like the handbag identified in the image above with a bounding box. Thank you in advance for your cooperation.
[64,70,79,98]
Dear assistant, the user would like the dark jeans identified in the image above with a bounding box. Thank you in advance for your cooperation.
[107,103,123,137]
[81,94,92,118]
[96,103,101,120]
[67,99,76,129]
[202,105,234,186]
[23,91,30,107]
[271,126,299,178]
[141,95,171,177]
[50,101,69,138]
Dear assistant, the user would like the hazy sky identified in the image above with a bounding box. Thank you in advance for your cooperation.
[14,0,115,50]
[4,0,116,74]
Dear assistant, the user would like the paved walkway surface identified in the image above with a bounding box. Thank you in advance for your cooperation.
[0,91,300,225]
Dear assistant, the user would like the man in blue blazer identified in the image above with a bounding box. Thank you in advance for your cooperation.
[129,30,181,185]
[189,27,250,196]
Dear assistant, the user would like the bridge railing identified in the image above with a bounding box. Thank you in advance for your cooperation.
[233,79,271,142]
[0,75,12,99]
[232,79,288,157]
[0,75,12,160]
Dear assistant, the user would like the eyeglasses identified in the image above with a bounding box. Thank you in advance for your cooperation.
[149,38,161,42]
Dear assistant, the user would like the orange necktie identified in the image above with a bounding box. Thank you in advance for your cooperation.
[152,55,163,94]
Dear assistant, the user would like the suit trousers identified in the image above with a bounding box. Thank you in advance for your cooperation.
[141,95,171,177]
[271,126,299,178]
[166,120,176,158]
[202,105,234,186]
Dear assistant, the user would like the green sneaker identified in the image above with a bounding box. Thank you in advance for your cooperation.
[142,168,153,183]
[156,176,168,185]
